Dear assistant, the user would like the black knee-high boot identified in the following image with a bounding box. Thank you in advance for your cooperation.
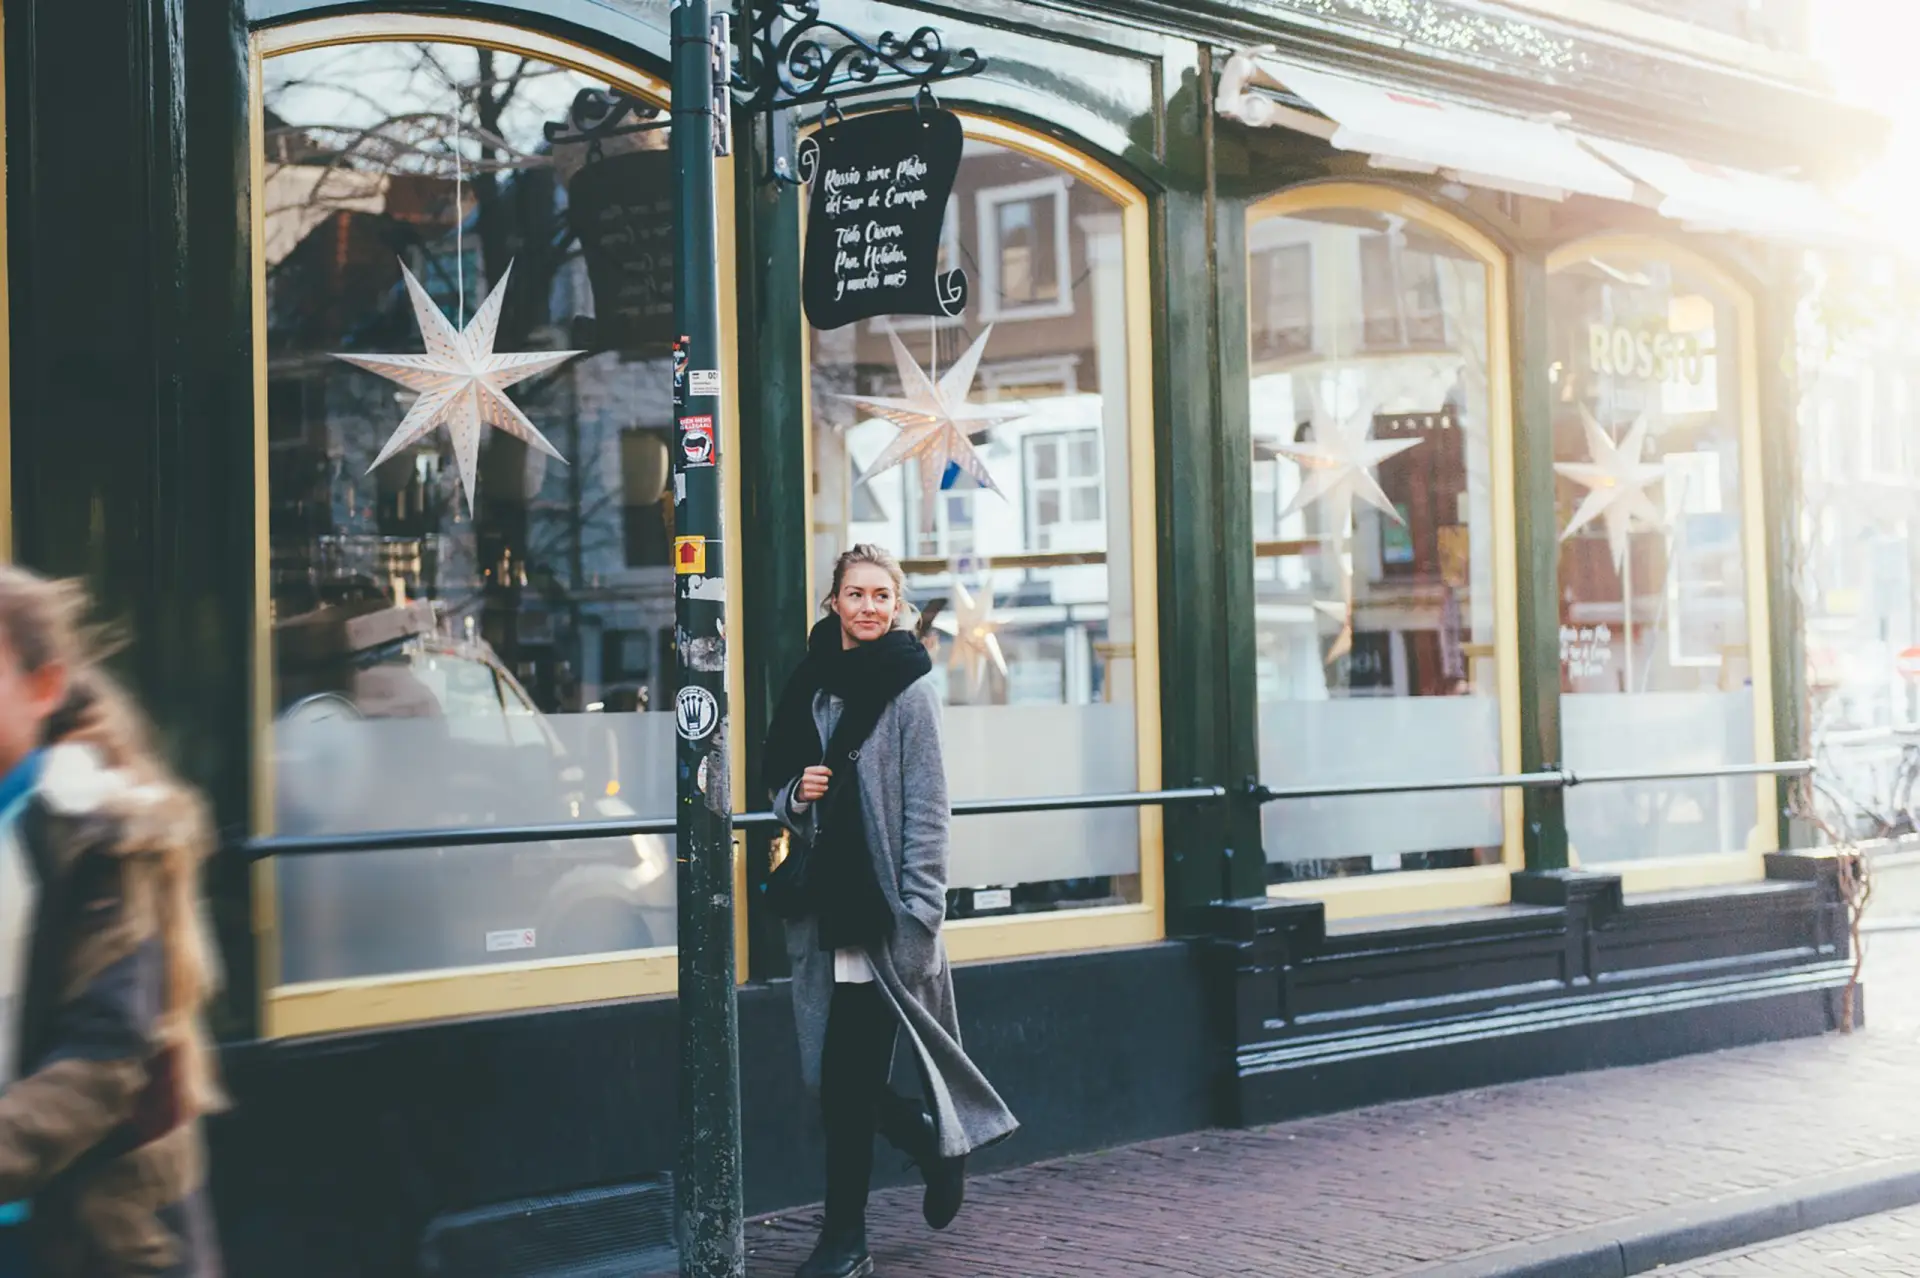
[800,984,893,1278]
[876,1092,967,1231]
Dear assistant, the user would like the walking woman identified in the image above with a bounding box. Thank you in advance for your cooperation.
[765,545,1017,1278]
[0,567,224,1276]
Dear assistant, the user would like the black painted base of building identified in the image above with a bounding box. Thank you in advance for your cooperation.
[208,852,1853,1276]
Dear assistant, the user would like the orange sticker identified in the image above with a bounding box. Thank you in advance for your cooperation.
[674,536,707,575]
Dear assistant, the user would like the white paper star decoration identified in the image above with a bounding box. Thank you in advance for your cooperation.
[940,577,1007,691]
[1554,408,1668,571]
[1273,406,1424,534]
[336,259,581,515]
[839,326,1026,531]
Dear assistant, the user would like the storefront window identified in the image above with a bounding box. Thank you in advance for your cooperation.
[1247,194,1510,882]
[1548,245,1765,864]
[262,40,693,982]
[808,127,1151,921]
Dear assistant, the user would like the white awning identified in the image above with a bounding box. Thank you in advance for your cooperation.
[1215,52,1638,204]
[1575,134,1867,247]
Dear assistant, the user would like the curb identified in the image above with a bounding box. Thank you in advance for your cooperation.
[1413,1156,1920,1277]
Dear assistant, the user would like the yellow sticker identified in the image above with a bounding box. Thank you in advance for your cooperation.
[674,536,706,575]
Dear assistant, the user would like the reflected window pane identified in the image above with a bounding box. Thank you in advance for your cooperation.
[263,42,685,982]
[811,140,1144,918]
[1247,204,1504,881]
[1549,252,1759,864]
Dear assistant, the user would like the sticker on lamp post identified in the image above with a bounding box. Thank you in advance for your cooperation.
[674,535,708,575]
[676,686,720,741]
[679,415,715,466]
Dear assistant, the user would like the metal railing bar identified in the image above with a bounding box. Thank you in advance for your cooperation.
[1249,760,1816,804]
[240,785,1228,860]
[1570,760,1814,786]
[240,763,1814,858]
[950,785,1226,817]
[1251,771,1565,804]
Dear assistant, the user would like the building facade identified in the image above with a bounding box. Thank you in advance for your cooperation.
[0,0,1887,1271]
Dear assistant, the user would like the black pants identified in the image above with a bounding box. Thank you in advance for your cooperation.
[820,981,920,1233]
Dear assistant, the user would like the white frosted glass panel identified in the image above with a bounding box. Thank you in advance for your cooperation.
[941,703,1139,887]
[1259,698,1502,864]
[273,712,678,983]
[1563,690,1758,864]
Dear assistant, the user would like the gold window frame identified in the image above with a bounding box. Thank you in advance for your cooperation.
[248,15,748,1038]
[1546,234,1775,896]
[801,113,1166,961]
[0,0,11,562]
[1248,182,1525,922]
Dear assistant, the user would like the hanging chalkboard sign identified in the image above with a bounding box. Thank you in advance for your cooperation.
[800,107,966,331]
[566,149,676,352]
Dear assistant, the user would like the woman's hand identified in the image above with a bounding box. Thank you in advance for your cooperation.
[796,765,833,804]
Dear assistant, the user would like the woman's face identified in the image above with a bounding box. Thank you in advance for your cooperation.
[0,634,63,777]
[833,563,899,647]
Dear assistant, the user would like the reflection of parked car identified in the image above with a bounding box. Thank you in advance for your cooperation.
[272,599,674,983]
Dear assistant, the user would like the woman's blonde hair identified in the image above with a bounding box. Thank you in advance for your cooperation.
[0,567,223,1117]
[822,543,915,632]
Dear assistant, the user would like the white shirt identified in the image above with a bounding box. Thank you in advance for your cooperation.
[789,788,875,985]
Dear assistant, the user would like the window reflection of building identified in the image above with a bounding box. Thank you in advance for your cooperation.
[1250,242,1313,361]
[262,41,693,985]
[1247,193,1509,886]
[978,175,1073,321]
[1359,232,1448,349]
[811,129,1151,924]
[1024,431,1103,552]
[1547,245,1768,867]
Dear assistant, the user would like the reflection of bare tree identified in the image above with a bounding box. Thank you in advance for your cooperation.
[265,43,659,712]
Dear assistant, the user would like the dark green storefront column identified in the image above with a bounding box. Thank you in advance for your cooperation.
[6,0,257,1030]
[1158,48,1265,929]
[733,108,810,980]
[1754,252,1807,849]
[1510,252,1569,871]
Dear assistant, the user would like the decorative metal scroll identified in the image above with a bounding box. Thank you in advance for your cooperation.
[543,87,669,163]
[730,0,987,115]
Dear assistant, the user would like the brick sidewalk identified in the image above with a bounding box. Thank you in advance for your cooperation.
[736,931,1920,1278]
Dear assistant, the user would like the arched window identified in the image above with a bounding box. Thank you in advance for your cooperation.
[1547,239,1774,876]
[805,116,1161,958]
[1246,185,1521,915]
[253,17,743,1034]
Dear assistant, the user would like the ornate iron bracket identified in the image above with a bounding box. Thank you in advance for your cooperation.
[546,5,984,183]
[730,0,985,113]
[730,0,986,182]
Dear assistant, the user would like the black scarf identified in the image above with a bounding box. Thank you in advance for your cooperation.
[764,616,933,951]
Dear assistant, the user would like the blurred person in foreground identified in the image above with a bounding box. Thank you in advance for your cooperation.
[0,567,223,1276]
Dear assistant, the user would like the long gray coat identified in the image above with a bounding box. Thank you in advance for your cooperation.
[773,674,1018,1159]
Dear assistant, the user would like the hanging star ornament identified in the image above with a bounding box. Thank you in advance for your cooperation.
[335,259,581,515]
[941,577,1008,691]
[1554,408,1668,571]
[838,326,1026,531]
[1273,404,1425,534]
[1314,565,1356,667]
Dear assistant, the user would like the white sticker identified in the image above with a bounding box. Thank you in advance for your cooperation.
[686,573,727,602]
[487,928,537,953]
[973,888,1013,912]
[689,369,722,397]
[676,685,720,741]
